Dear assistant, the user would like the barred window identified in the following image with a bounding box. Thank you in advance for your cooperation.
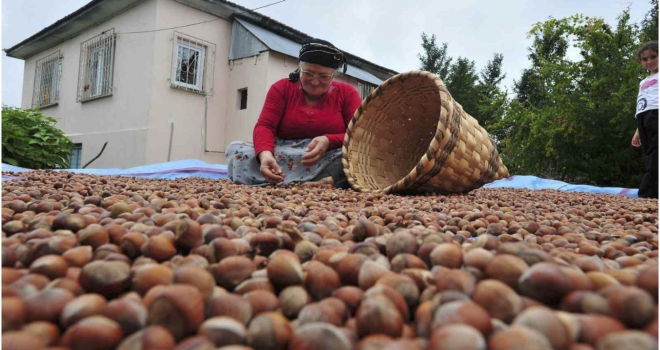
[171,32,215,95]
[77,29,116,102]
[32,51,62,108]
[358,82,376,100]
[69,144,82,169]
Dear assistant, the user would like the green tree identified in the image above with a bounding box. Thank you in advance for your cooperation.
[418,33,452,80]
[476,53,508,128]
[2,106,73,169]
[641,0,658,41]
[493,9,647,187]
[446,57,480,117]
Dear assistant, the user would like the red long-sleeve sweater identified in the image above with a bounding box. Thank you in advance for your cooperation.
[253,78,362,156]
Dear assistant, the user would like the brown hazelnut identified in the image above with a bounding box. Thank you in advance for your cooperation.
[606,286,655,328]
[243,290,280,316]
[2,297,26,332]
[198,316,247,347]
[206,293,253,325]
[144,284,204,340]
[636,265,658,300]
[290,323,353,350]
[172,265,214,300]
[471,279,522,322]
[120,232,148,259]
[21,320,61,346]
[61,316,123,350]
[2,268,25,285]
[432,300,492,337]
[485,254,529,288]
[580,315,626,346]
[363,284,410,322]
[279,285,312,319]
[586,272,621,291]
[116,325,176,350]
[518,262,571,304]
[234,277,276,295]
[60,293,108,329]
[429,324,486,350]
[356,334,394,350]
[209,256,255,290]
[79,260,131,299]
[358,259,392,290]
[62,246,93,267]
[251,233,281,257]
[391,253,428,272]
[304,262,340,300]
[488,325,553,350]
[463,248,494,270]
[267,250,303,287]
[429,243,463,268]
[246,312,292,350]
[107,224,128,245]
[352,217,378,242]
[29,255,68,280]
[1,331,48,350]
[332,286,364,315]
[385,231,418,260]
[376,273,420,309]
[141,236,177,262]
[512,306,573,350]
[76,224,110,249]
[163,219,203,251]
[595,330,658,350]
[132,264,174,296]
[173,335,215,350]
[298,302,343,326]
[102,295,148,336]
[434,268,476,296]
[24,288,75,323]
[356,295,403,338]
[336,253,369,286]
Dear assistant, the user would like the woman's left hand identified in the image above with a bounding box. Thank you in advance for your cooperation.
[302,136,330,166]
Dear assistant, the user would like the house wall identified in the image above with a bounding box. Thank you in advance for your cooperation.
[144,0,231,166]
[20,0,158,169]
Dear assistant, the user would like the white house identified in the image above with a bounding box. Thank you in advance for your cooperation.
[5,0,397,169]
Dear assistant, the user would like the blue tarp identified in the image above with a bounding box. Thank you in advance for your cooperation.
[1,160,638,197]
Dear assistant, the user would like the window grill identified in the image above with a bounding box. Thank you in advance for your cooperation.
[171,32,215,95]
[32,51,63,108]
[77,29,116,102]
[69,143,82,169]
[358,82,376,100]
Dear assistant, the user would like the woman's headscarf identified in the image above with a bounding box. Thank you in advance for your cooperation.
[289,38,347,81]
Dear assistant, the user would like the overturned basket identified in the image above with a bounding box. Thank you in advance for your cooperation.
[342,70,509,194]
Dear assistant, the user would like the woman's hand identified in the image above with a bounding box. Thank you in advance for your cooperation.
[258,151,285,183]
[632,129,641,147]
[302,136,330,166]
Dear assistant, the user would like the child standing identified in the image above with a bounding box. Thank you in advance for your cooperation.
[632,41,658,199]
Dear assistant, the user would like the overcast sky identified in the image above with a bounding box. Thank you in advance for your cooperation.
[1,0,653,108]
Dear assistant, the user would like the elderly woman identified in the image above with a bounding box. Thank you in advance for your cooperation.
[226,38,361,187]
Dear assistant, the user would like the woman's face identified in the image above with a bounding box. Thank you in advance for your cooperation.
[640,49,659,74]
[299,62,336,98]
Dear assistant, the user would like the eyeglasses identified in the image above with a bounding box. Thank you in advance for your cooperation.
[300,70,335,82]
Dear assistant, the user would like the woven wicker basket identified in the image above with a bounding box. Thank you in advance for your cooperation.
[342,70,509,194]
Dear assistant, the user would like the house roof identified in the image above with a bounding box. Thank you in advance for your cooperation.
[4,0,398,81]
[234,18,383,86]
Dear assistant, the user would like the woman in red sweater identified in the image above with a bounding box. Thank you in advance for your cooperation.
[226,38,362,187]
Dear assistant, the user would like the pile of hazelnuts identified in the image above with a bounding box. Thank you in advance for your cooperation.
[1,169,658,350]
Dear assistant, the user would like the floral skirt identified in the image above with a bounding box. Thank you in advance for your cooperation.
[226,139,347,187]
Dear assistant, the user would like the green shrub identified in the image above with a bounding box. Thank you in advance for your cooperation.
[2,106,73,169]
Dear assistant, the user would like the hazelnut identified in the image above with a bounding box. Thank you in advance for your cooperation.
[429,243,463,268]
[376,273,420,309]
[79,260,131,299]
[2,297,26,332]
[561,291,611,315]
[415,301,434,338]
[141,236,177,262]
[198,316,247,347]
[251,233,281,257]
[62,246,93,267]
[432,300,492,337]
[606,286,655,328]
[206,293,253,325]
[76,224,110,249]
[102,295,148,336]
[595,330,658,350]
[61,316,123,350]
[636,265,658,300]
[385,231,418,260]
[234,277,276,295]
[163,219,203,251]
[120,232,148,259]
[429,324,486,350]
[580,315,626,345]
[512,306,573,350]
[209,256,255,290]
[131,264,174,296]
[518,262,571,304]
[434,268,476,296]
[471,279,522,322]
[60,293,108,328]
[358,259,392,290]
[290,323,353,350]
[243,290,280,316]
[21,320,61,346]
[463,248,494,270]
[246,312,292,350]
[485,254,529,288]
[336,253,369,286]
[1,331,48,350]
[144,284,204,340]
[332,286,364,315]
[172,335,215,350]
[24,288,75,323]
[116,325,176,350]
[172,265,214,300]
[267,250,303,287]
[488,325,554,350]
[279,286,312,318]
[352,217,378,242]
[363,284,410,321]
[356,334,394,350]
[304,262,340,300]
[391,253,428,272]
[356,295,403,338]
[298,302,343,326]
[29,255,68,280]
[586,272,621,291]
